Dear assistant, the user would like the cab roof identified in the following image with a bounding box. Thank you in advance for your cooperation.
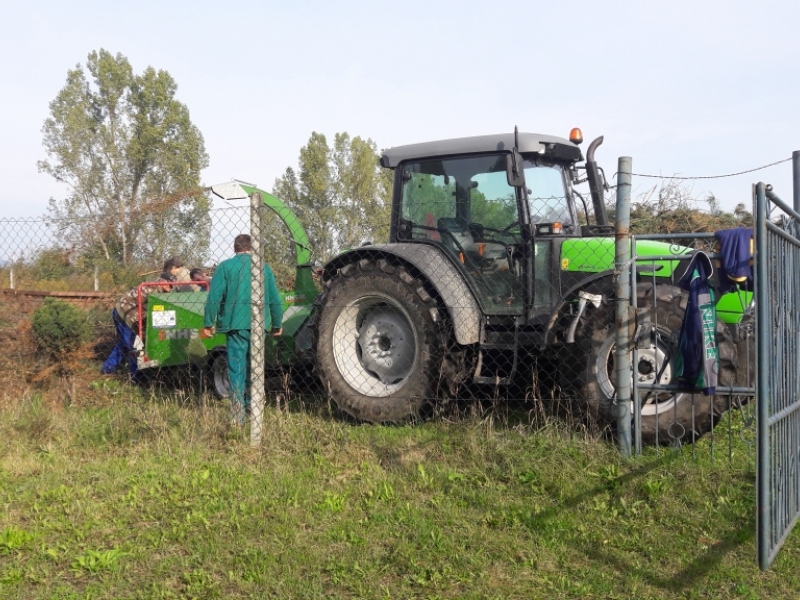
[380,132,582,168]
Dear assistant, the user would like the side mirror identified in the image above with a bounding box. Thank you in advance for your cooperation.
[506,150,525,187]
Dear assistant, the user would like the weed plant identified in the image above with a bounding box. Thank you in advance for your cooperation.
[30,299,92,360]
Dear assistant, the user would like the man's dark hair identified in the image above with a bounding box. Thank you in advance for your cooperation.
[163,257,183,271]
[233,234,252,253]
[189,268,205,281]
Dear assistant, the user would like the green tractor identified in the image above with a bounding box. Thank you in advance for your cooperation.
[313,129,751,441]
[134,131,750,442]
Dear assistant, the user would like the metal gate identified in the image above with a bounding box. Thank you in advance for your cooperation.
[613,155,800,570]
[755,180,800,569]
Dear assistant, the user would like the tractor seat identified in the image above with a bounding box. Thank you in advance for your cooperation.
[438,217,474,246]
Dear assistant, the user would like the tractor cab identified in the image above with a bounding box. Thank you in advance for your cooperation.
[383,130,588,319]
[318,128,746,442]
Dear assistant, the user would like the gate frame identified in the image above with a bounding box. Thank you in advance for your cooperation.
[755,176,800,569]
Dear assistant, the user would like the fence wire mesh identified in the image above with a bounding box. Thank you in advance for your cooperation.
[625,233,756,455]
[0,177,757,459]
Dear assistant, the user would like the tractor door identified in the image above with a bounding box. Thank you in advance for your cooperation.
[522,157,578,319]
[396,153,527,316]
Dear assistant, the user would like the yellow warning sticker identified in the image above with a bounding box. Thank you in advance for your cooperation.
[561,258,569,269]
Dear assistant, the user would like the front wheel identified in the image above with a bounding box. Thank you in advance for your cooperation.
[564,283,737,444]
[315,259,446,422]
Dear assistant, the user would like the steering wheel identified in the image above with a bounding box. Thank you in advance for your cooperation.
[410,222,470,260]
[501,221,521,235]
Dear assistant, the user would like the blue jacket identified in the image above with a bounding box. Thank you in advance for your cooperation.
[676,251,718,395]
[715,227,753,293]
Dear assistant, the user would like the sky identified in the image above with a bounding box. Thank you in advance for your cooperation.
[1,0,799,220]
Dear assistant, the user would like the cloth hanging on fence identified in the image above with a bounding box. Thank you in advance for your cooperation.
[715,227,753,293]
[675,251,718,395]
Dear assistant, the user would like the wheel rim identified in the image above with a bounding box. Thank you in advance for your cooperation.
[332,294,417,397]
[597,331,684,416]
[211,354,231,398]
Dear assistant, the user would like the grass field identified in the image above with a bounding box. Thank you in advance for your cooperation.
[0,378,795,600]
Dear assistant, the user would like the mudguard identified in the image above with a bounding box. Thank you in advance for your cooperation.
[323,244,482,345]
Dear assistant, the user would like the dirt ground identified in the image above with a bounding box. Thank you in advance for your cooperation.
[0,291,119,409]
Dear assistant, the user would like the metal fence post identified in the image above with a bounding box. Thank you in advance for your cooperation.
[793,151,800,214]
[94,265,99,292]
[755,181,769,569]
[615,156,633,457]
[630,233,642,457]
[250,192,266,447]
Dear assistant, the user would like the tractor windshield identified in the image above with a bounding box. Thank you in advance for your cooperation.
[399,153,574,241]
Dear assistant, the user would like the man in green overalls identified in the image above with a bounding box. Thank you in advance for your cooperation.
[202,234,284,424]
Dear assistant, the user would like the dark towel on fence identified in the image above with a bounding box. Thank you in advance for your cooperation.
[676,251,718,395]
[715,227,753,293]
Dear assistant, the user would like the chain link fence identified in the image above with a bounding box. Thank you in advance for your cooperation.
[0,205,250,405]
[623,233,756,453]
[0,180,757,457]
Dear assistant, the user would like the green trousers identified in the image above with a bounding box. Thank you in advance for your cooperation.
[226,329,251,423]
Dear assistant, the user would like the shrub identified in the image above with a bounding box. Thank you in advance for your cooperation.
[31,248,73,281]
[31,298,92,359]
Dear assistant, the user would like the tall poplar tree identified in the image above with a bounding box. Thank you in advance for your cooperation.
[273,132,391,263]
[39,49,211,270]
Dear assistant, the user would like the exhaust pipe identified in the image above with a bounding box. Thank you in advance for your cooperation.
[586,136,608,226]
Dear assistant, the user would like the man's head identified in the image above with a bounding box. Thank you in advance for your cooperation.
[190,268,208,282]
[233,234,252,253]
[157,272,175,292]
[163,257,184,278]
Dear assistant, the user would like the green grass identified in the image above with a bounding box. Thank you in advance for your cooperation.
[0,386,795,600]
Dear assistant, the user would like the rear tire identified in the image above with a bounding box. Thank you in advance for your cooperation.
[564,283,737,444]
[316,259,446,422]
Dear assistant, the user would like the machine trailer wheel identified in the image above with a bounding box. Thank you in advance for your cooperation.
[566,283,737,444]
[316,259,445,422]
[207,349,231,399]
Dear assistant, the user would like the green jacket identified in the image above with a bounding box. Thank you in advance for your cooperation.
[203,253,283,332]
